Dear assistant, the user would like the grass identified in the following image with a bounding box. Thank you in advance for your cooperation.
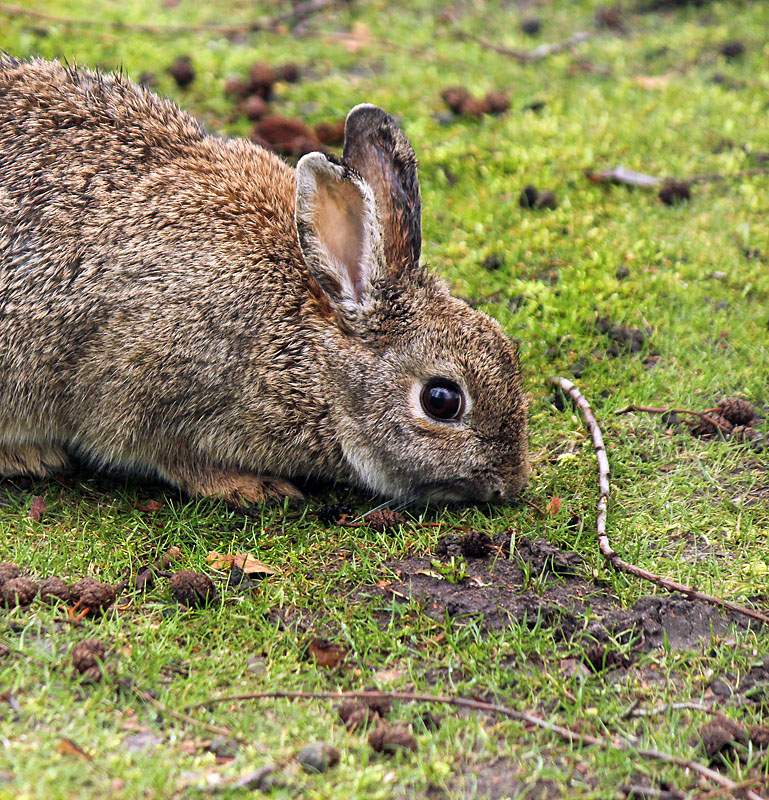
[1,0,769,797]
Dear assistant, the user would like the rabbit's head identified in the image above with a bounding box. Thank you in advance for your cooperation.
[295,105,528,503]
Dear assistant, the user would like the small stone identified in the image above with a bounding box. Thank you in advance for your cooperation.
[1,577,37,606]
[39,576,70,604]
[368,722,417,755]
[170,571,216,608]
[168,56,195,88]
[520,18,541,36]
[297,742,340,773]
[658,180,691,205]
[0,562,20,587]
[709,678,732,697]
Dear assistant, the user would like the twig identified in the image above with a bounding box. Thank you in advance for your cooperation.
[686,168,769,184]
[132,685,242,741]
[615,404,731,433]
[0,0,337,37]
[552,377,769,626]
[185,688,766,800]
[457,29,592,63]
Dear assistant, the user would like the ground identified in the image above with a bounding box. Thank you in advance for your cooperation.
[0,1,768,798]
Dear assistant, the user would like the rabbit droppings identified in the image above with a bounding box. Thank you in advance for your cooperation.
[0,57,529,506]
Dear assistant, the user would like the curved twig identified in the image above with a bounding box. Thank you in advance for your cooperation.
[0,0,337,37]
[552,377,769,626]
[615,404,731,433]
[185,689,766,800]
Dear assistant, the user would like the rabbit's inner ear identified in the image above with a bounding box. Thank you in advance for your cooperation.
[311,181,365,297]
[295,152,382,309]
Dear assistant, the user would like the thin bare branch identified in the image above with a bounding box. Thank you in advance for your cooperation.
[185,688,766,800]
[615,404,731,433]
[457,29,592,63]
[552,377,769,626]
[0,0,338,37]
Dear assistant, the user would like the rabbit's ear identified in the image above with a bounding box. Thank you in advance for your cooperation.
[295,152,384,312]
[342,104,421,274]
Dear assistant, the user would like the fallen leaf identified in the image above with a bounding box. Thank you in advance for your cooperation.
[28,495,46,522]
[206,551,234,570]
[327,21,372,53]
[133,499,163,512]
[634,72,675,89]
[586,165,661,187]
[159,546,182,567]
[57,738,92,760]
[546,496,562,515]
[308,637,347,669]
[233,552,279,576]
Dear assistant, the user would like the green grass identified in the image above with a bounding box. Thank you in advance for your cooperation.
[1,1,769,798]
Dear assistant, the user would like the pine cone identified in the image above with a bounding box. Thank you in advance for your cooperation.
[717,398,756,426]
[170,571,216,607]
[39,576,71,604]
[365,510,406,533]
[732,425,764,445]
[69,578,98,603]
[79,582,117,613]
[0,562,20,587]
[72,639,108,681]
[691,414,732,439]
[460,530,494,558]
[1,577,37,606]
[368,721,418,754]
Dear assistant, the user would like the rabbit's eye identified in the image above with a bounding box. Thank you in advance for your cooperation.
[420,380,464,422]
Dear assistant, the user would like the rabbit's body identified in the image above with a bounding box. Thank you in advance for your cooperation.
[0,56,529,505]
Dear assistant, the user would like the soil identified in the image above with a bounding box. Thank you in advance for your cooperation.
[362,534,752,653]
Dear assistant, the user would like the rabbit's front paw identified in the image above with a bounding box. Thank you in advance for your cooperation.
[188,470,305,508]
[0,443,71,478]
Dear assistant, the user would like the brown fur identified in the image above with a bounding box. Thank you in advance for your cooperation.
[0,57,529,505]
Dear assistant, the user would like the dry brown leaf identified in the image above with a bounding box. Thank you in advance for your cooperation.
[308,637,347,669]
[634,72,675,90]
[206,551,234,570]
[546,496,562,516]
[233,552,279,576]
[57,738,92,760]
[28,495,46,522]
[133,499,163,512]
[328,21,373,53]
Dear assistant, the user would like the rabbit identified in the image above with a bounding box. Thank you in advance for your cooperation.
[0,56,529,506]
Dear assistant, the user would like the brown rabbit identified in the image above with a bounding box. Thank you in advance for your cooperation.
[0,56,529,506]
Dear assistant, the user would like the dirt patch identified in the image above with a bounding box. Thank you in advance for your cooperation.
[363,535,751,652]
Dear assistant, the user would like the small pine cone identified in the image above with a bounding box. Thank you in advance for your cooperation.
[460,530,494,558]
[365,510,406,533]
[69,578,98,603]
[1,577,37,606]
[731,425,764,444]
[71,639,108,679]
[39,576,71,604]
[170,571,216,607]
[368,721,418,754]
[0,562,20,587]
[691,413,733,439]
[79,582,117,613]
[338,701,376,732]
[717,398,756,426]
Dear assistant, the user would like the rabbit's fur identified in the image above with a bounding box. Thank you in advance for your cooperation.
[0,56,529,505]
